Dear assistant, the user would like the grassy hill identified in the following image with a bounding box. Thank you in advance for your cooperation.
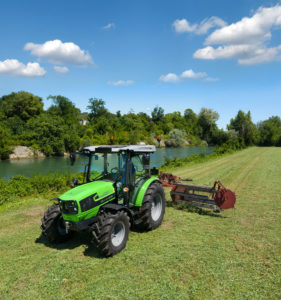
[0,147,280,299]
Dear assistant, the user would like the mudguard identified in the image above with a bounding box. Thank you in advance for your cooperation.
[133,177,161,207]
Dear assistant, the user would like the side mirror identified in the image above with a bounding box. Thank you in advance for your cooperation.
[142,154,150,170]
[70,153,76,166]
[151,167,159,175]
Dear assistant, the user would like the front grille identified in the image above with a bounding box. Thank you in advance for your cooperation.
[59,200,78,214]
[80,194,97,212]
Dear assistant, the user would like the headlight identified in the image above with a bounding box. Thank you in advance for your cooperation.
[59,200,78,214]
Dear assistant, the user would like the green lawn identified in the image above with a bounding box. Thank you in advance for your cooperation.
[0,147,280,299]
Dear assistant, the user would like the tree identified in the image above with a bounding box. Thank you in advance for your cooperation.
[0,91,43,121]
[228,110,258,146]
[184,108,201,136]
[87,98,108,120]
[198,108,219,143]
[23,114,66,156]
[151,106,164,123]
[0,125,12,159]
[47,95,80,122]
[258,116,281,146]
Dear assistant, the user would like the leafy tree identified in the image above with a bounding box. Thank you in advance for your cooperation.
[23,114,66,156]
[228,110,258,146]
[0,91,43,121]
[0,125,12,159]
[258,116,281,146]
[151,106,164,123]
[184,109,199,135]
[198,108,219,143]
[47,95,81,122]
[87,98,108,120]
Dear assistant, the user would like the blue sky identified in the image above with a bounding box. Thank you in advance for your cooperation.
[0,0,281,128]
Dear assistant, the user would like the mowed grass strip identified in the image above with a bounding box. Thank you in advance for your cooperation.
[0,147,280,299]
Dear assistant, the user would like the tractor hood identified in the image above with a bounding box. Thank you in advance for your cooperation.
[59,180,115,202]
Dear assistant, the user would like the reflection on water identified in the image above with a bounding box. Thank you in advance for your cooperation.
[0,146,214,180]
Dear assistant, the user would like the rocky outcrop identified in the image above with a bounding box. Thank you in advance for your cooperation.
[10,146,45,159]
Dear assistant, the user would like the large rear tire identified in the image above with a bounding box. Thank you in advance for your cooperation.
[41,204,72,243]
[91,210,130,257]
[134,181,166,231]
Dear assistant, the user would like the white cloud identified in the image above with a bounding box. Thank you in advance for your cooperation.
[54,66,69,73]
[102,23,115,30]
[194,5,281,65]
[0,59,46,77]
[159,73,179,83]
[24,39,93,65]
[159,69,216,83]
[181,69,207,79]
[173,16,226,35]
[196,17,227,35]
[107,80,134,86]
[173,19,197,33]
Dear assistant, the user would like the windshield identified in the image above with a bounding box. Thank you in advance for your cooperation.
[89,153,119,181]
[88,153,148,183]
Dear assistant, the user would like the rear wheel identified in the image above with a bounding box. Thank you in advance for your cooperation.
[41,204,72,243]
[91,210,130,257]
[134,181,166,231]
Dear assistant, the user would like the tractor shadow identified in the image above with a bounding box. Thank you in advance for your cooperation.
[167,200,226,218]
[35,232,105,259]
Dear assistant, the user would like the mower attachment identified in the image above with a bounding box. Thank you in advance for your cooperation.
[169,180,236,211]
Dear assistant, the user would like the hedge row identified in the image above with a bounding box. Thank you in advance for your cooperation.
[0,172,84,206]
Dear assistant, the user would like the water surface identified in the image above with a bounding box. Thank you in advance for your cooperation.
[0,146,214,179]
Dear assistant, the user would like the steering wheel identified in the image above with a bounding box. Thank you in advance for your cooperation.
[110,167,122,181]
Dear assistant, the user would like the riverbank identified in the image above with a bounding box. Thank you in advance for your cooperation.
[5,140,206,160]
[0,147,280,298]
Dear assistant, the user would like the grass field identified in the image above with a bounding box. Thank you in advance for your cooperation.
[0,147,280,299]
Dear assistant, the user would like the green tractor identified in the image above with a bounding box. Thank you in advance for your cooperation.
[41,145,165,257]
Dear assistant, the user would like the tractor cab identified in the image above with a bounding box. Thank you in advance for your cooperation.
[70,145,158,206]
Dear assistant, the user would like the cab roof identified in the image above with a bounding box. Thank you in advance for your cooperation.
[83,145,156,153]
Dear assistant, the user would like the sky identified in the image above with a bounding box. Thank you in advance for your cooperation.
[0,0,281,128]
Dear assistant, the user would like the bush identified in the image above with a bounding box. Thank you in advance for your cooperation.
[8,175,33,197]
[165,129,186,147]
[0,172,86,206]
[214,138,245,155]
[0,178,13,205]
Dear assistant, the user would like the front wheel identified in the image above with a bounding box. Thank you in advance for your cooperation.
[134,181,166,231]
[91,210,130,257]
[41,204,72,243]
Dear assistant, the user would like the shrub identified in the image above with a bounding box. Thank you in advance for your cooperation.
[165,129,186,147]
[0,178,13,205]
[8,175,33,197]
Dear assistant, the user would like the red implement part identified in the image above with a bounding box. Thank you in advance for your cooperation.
[170,184,189,202]
[158,172,182,187]
[212,181,236,209]
[214,188,236,209]
[169,179,236,211]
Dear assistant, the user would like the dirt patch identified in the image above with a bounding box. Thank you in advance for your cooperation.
[24,206,44,217]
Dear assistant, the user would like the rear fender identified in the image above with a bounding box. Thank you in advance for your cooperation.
[133,177,161,207]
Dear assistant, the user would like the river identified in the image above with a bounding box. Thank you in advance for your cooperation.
[0,146,214,179]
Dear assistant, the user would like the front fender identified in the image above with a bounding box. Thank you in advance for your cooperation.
[133,177,161,207]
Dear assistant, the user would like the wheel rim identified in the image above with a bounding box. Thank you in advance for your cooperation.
[111,221,126,247]
[151,193,163,221]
